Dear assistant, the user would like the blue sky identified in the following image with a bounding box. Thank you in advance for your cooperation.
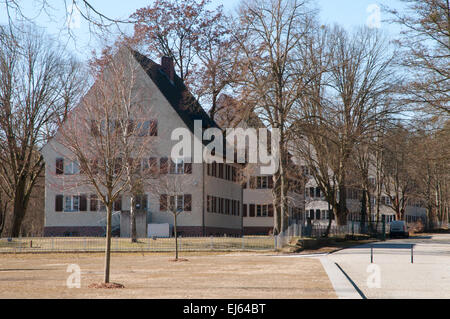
[0,0,406,61]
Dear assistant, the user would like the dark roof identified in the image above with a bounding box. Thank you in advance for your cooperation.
[131,50,221,146]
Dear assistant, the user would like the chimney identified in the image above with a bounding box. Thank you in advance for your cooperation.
[161,56,174,82]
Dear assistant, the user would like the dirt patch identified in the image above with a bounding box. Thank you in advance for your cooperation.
[169,258,189,262]
[0,252,336,299]
[88,282,125,289]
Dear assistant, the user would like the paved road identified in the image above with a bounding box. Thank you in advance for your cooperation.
[327,233,450,298]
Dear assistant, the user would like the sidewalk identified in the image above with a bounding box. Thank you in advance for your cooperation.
[326,234,450,298]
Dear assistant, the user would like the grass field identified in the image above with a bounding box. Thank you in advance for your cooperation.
[0,236,275,253]
[0,251,336,298]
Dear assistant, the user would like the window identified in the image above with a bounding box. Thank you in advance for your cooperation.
[243,204,247,217]
[64,160,79,175]
[175,159,184,174]
[262,176,268,188]
[310,187,315,198]
[63,195,86,212]
[315,187,321,198]
[262,205,268,217]
[135,194,148,210]
[137,120,157,137]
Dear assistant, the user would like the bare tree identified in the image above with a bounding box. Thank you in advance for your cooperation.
[54,46,154,283]
[1,0,135,40]
[149,166,194,261]
[293,26,400,226]
[234,0,317,234]
[380,126,416,221]
[385,0,450,116]
[0,25,84,237]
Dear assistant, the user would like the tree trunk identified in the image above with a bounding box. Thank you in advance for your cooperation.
[104,203,113,283]
[174,213,178,260]
[336,184,348,226]
[10,181,28,237]
[130,195,137,243]
[360,190,367,234]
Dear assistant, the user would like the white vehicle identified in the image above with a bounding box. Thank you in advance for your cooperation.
[389,220,409,238]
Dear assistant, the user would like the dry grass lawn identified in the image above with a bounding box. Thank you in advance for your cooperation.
[0,252,336,299]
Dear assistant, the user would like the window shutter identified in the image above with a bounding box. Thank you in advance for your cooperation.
[160,158,168,174]
[149,157,158,177]
[184,194,192,211]
[56,158,64,175]
[268,176,273,188]
[160,194,167,211]
[90,194,98,211]
[114,197,122,211]
[142,195,148,210]
[184,163,192,174]
[149,119,158,136]
[218,163,224,178]
[249,204,255,217]
[79,195,87,211]
[268,204,274,217]
[55,195,63,212]
[243,204,247,217]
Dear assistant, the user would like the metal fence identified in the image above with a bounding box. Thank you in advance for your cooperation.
[281,221,390,240]
[0,236,276,253]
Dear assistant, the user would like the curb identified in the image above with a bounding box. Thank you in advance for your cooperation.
[319,256,364,299]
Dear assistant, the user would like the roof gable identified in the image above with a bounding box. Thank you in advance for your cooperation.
[131,50,221,142]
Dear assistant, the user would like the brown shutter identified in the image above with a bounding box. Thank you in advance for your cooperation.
[268,176,273,188]
[114,197,122,211]
[79,195,87,211]
[56,158,64,175]
[149,119,158,136]
[184,162,192,174]
[160,194,167,211]
[184,194,192,211]
[249,204,255,217]
[268,204,274,217]
[90,194,98,211]
[55,195,63,212]
[160,157,168,174]
[142,195,148,210]
[148,157,158,177]
[250,177,256,189]
[218,163,224,178]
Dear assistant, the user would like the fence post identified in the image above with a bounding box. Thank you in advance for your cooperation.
[371,245,373,263]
